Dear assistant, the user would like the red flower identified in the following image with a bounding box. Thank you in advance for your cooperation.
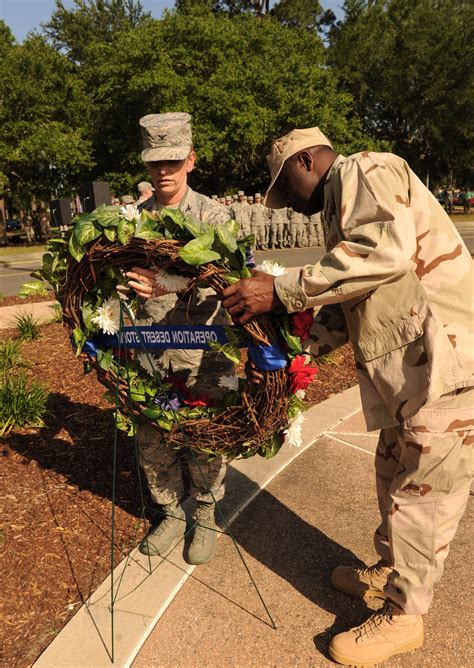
[290,309,314,342]
[183,396,215,408]
[288,354,318,393]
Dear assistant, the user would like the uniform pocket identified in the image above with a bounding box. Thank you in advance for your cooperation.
[359,314,423,361]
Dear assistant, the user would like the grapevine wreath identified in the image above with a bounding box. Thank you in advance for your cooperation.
[34,204,318,459]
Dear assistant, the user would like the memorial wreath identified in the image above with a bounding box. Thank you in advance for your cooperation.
[34,204,318,459]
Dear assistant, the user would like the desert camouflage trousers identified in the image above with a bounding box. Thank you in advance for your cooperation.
[374,387,474,614]
[138,423,227,506]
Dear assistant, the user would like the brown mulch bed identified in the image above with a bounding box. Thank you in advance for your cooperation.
[0,323,357,667]
[0,292,56,308]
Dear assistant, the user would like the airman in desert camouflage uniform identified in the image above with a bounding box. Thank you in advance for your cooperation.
[222,127,473,666]
[127,113,233,566]
[288,207,305,247]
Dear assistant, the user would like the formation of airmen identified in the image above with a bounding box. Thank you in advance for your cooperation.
[212,191,324,248]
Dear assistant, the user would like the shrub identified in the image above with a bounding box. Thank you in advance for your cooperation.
[14,313,41,341]
[0,374,49,436]
[0,339,26,374]
[18,281,49,299]
[50,303,63,324]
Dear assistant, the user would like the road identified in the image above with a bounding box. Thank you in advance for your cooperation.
[1,221,473,297]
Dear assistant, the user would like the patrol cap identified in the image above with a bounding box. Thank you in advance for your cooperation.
[137,181,154,192]
[212,195,218,200]
[264,127,332,208]
[140,112,193,162]
[233,194,238,200]
[238,190,245,197]
[255,193,261,198]
[121,195,135,204]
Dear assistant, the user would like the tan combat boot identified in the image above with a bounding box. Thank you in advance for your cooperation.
[186,501,219,565]
[331,559,392,600]
[139,502,186,556]
[329,602,424,666]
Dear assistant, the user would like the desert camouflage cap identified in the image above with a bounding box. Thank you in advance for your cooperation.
[233,194,238,200]
[137,181,154,192]
[264,127,332,208]
[121,195,135,204]
[140,112,193,162]
[238,190,245,196]
[255,193,261,198]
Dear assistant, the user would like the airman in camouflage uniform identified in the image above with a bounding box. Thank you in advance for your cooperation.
[269,206,287,248]
[222,127,474,665]
[250,193,267,249]
[309,211,324,246]
[288,207,305,247]
[229,190,251,239]
[263,200,272,248]
[131,112,234,566]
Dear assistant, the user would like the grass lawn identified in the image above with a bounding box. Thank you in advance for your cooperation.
[0,243,47,256]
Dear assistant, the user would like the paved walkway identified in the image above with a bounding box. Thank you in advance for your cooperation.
[135,411,473,668]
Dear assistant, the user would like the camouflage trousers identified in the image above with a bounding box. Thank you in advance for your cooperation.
[374,387,473,614]
[138,423,227,506]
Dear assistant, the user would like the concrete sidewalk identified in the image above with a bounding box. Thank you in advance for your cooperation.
[0,300,58,329]
[135,411,473,667]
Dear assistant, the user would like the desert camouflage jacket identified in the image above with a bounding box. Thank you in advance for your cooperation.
[274,152,473,430]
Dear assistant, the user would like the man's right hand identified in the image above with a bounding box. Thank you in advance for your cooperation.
[126,267,169,299]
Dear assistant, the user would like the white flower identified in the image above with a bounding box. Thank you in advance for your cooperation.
[255,260,287,276]
[120,204,140,222]
[218,375,240,391]
[155,269,191,293]
[137,352,162,376]
[91,297,121,335]
[283,412,305,448]
[295,389,306,400]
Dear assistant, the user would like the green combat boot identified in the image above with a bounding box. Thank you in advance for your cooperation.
[186,501,219,565]
[139,502,186,556]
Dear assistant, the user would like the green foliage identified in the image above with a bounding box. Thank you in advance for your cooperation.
[328,0,474,183]
[0,374,49,436]
[0,339,25,374]
[14,313,41,341]
[50,303,64,324]
[18,281,49,299]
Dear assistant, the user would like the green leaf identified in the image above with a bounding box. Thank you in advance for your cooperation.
[18,281,48,298]
[161,208,186,235]
[179,230,221,266]
[68,233,86,262]
[97,348,114,371]
[103,226,117,242]
[207,339,241,364]
[279,319,303,354]
[288,395,307,418]
[215,221,238,252]
[81,295,98,333]
[72,327,86,354]
[93,205,121,227]
[182,216,210,239]
[74,218,102,246]
[134,219,162,240]
[117,219,135,245]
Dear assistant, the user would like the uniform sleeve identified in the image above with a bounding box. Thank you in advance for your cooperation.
[274,157,417,312]
[304,304,349,357]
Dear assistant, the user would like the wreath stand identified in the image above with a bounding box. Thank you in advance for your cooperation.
[88,301,276,663]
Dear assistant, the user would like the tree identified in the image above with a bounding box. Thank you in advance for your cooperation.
[271,0,336,32]
[71,4,382,195]
[0,31,94,206]
[328,0,474,184]
[43,0,151,64]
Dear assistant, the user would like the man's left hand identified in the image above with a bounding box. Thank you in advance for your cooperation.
[221,270,282,324]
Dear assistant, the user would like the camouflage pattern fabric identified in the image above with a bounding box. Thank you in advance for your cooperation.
[288,208,304,247]
[269,206,287,248]
[375,386,474,614]
[275,151,474,430]
[250,202,267,248]
[138,423,227,505]
[136,186,233,505]
[229,200,252,238]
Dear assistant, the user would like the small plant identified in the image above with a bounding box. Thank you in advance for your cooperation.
[50,303,63,324]
[0,374,49,436]
[14,313,41,341]
[18,281,48,299]
[318,350,344,365]
[0,339,26,374]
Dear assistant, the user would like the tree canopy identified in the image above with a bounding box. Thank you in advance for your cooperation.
[1,0,472,208]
